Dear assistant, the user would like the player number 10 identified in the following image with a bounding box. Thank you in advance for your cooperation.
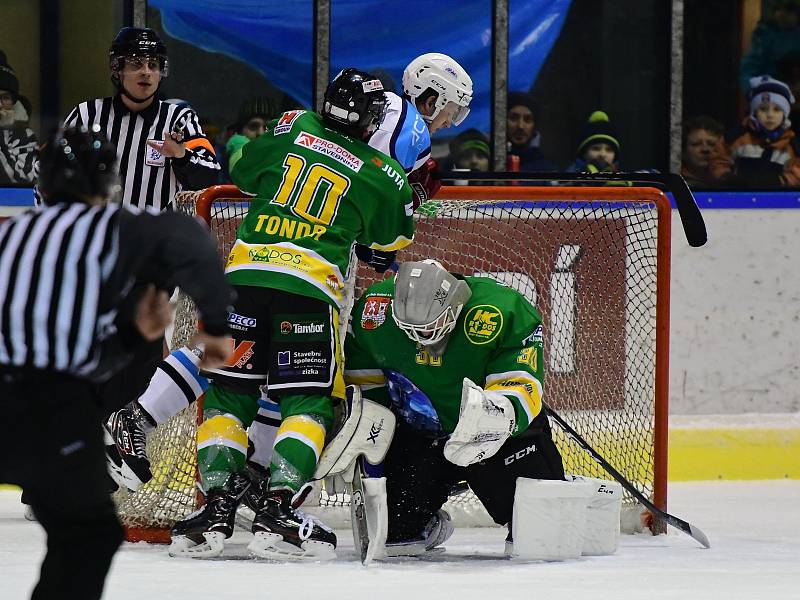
[271,153,351,226]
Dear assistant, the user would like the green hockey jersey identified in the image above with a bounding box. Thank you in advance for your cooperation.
[228,110,414,309]
[345,275,545,435]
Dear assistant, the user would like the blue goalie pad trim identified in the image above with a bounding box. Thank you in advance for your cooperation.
[384,369,445,439]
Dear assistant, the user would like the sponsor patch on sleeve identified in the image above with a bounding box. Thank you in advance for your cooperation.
[273,110,306,135]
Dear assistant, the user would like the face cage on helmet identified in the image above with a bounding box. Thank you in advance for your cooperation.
[364,95,389,135]
[392,303,459,347]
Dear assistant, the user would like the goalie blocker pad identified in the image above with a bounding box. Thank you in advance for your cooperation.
[314,386,396,480]
[509,476,621,560]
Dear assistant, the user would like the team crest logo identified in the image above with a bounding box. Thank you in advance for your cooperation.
[361,295,390,330]
[280,321,292,334]
[463,304,503,345]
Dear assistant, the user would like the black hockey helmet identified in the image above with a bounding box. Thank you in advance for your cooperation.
[322,68,388,139]
[109,27,169,82]
[38,125,119,206]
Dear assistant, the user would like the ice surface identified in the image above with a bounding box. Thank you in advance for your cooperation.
[1,480,798,600]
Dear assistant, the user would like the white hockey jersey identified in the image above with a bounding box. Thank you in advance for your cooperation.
[369,92,431,174]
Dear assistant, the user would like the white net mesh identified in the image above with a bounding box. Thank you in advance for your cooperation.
[115,186,667,538]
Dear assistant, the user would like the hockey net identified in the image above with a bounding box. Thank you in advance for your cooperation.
[115,184,671,542]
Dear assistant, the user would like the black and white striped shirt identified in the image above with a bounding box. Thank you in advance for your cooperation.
[0,202,232,381]
[63,95,221,210]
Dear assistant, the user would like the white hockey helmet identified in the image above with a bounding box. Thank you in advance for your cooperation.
[402,53,473,126]
[392,259,472,351]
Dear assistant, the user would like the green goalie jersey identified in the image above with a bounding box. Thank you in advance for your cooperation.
[228,110,414,309]
[345,275,545,435]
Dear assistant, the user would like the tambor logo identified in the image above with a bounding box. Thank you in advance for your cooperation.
[280,321,292,334]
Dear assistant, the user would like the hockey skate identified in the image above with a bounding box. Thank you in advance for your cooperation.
[169,473,250,558]
[234,462,270,531]
[247,488,337,561]
[104,402,154,491]
[385,509,453,557]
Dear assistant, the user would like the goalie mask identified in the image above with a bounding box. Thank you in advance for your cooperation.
[392,260,472,355]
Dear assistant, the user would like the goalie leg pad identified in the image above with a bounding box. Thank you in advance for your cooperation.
[314,386,396,479]
[569,475,622,555]
[510,477,594,561]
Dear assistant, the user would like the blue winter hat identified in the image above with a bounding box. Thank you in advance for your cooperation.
[749,75,795,120]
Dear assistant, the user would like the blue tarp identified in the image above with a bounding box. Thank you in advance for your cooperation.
[149,0,572,135]
[4,188,800,210]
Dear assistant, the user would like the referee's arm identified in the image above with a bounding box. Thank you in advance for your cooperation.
[170,109,222,190]
[117,209,232,335]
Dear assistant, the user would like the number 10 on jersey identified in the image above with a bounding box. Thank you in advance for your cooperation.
[272,153,351,226]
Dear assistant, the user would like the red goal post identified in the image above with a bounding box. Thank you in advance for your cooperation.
[115,183,671,541]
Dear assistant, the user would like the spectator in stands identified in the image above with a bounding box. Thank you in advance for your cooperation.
[224,96,278,173]
[720,75,800,188]
[740,0,800,93]
[506,92,554,171]
[566,111,621,173]
[0,50,37,185]
[776,53,800,137]
[447,128,491,172]
[681,116,730,188]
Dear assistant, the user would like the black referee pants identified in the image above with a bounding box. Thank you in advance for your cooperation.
[384,414,565,543]
[0,372,124,600]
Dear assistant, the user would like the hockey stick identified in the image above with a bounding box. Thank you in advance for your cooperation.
[349,458,371,563]
[543,401,710,549]
[437,170,707,248]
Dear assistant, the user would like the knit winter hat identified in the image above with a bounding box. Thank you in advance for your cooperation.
[0,51,20,100]
[749,75,795,119]
[507,92,537,118]
[577,110,620,156]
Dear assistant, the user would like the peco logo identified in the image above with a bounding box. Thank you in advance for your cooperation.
[228,313,257,328]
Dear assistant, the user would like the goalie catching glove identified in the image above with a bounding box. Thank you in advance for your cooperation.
[443,378,515,467]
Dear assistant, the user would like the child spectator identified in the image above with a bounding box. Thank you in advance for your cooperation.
[0,50,37,185]
[681,115,730,188]
[721,75,800,187]
[506,92,554,171]
[566,111,621,173]
[447,128,491,172]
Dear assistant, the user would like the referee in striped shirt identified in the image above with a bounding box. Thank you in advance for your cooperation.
[59,27,223,418]
[0,126,232,600]
[62,27,221,211]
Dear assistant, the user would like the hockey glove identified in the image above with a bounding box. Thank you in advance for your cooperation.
[443,378,515,467]
[408,158,442,209]
[354,243,397,273]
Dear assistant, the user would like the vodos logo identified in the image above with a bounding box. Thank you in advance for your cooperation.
[503,443,537,465]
